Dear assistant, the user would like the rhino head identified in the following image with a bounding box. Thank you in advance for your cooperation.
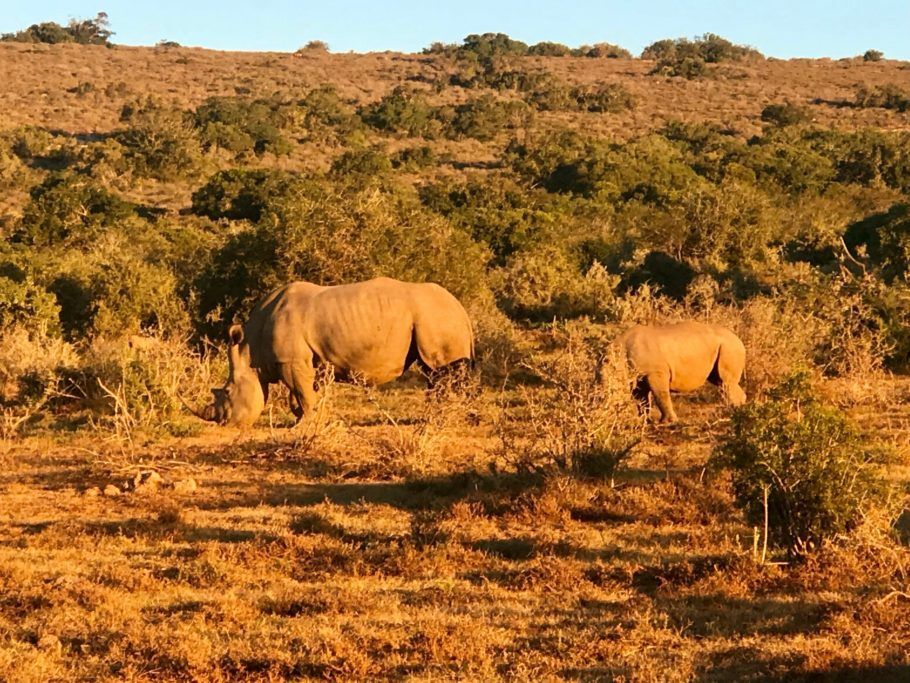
[199,324,266,427]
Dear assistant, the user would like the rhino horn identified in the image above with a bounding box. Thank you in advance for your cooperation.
[177,393,215,422]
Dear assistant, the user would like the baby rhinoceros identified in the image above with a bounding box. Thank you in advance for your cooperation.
[195,277,475,427]
[612,321,746,423]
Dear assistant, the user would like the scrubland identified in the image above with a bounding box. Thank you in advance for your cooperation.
[1,31,910,680]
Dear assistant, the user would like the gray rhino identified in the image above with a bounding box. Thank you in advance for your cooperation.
[614,321,746,423]
[195,277,475,427]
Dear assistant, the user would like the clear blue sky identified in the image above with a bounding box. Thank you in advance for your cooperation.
[2,1,907,60]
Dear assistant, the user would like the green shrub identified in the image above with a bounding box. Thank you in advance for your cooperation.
[761,102,811,127]
[14,173,134,247]
[741,132,835,193]
[854,84,910,112]
[528,42,572,57]
[329,148,393,177]
[0,274,60,336]
[643,33,762,63]
[117,100,202,179]
[298,85,362,139]
[844,203,910,284]
[195,97,293,155]
[863,49,884,62]
[191,168,304,222]
[494,245,620,320]
[831,129,910,191]
[573,83,635,113]
[446,95,530,141]
[644,33,761,79]
[456,33,529,60]
[420,176,560,263]
[359,86,438,137]
[300,40,329,52]
[49,245,189,340]
[391,145,437,170]
[2,12,112,45]
[574,43,632,59]
[712,372,890,559]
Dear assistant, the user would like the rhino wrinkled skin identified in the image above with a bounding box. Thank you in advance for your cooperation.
[204,277,475,427]
[614,321,746,423]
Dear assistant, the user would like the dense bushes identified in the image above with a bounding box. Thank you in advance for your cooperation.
[14,174,135,247]
[644,33,762,78]
[117,100,201,179]
[195,97,293,155]
[193,176,492,334]
[1,12,112,45]
[854,84,910,112]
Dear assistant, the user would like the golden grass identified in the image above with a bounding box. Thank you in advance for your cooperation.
[1,377,908,681]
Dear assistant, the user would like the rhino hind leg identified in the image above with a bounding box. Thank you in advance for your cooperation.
[646,371,678,423]
[710,344,747,406]
[278,361,319,423]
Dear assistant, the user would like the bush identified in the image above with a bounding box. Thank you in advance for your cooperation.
[297,85,361,139]
[643,33,762,63]
[0,274,60,336]
[49,244,189,340]
[573,84,635,113]
[419,176,562,263]
[528,42,572,57]
[644,33,761,79]
[863,49,884,62]
[574,43,632,59]
[390,145,437,171]
[854,84,910,112]
[300,40,329,52]
[760,102,811,127]
[1,12,112,46]
[195,97,293,156]
[191,168,304,222]
[712,372,890,559]
[445,95,530,141]
[498,328,642,480]
[118,100,202,179]
[194,180,492,334]
[359,86,438,137]
[494,246,621,321]
[329,148,392,177]
[14,173,134,247]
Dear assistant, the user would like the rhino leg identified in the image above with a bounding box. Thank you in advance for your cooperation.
[646,371,678,423]
[711,345,747,407]
[278,361,319,423]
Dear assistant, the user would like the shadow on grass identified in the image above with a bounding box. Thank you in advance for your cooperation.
[198,467,546,514]
[81,518,277,544]
[698,646,910,682]
[656,592,834,639]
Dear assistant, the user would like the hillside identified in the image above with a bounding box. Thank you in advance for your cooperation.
[2,43,909,136]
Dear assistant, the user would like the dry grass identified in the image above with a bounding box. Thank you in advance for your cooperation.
[1,373,908,681]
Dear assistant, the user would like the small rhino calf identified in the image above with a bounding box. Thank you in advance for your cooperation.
[611,321,746,423]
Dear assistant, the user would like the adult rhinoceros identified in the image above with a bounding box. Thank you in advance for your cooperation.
[612,321,746,423]
[195,277,475,427]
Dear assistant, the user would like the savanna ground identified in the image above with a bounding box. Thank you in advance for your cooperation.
[2,371,910,681]
[2,30,910,681]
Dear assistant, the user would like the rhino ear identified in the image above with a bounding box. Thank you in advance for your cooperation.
[228,324,244,346]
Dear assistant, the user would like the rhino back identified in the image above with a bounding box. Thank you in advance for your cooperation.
[303,279,417,381]
[624,321,722,391]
